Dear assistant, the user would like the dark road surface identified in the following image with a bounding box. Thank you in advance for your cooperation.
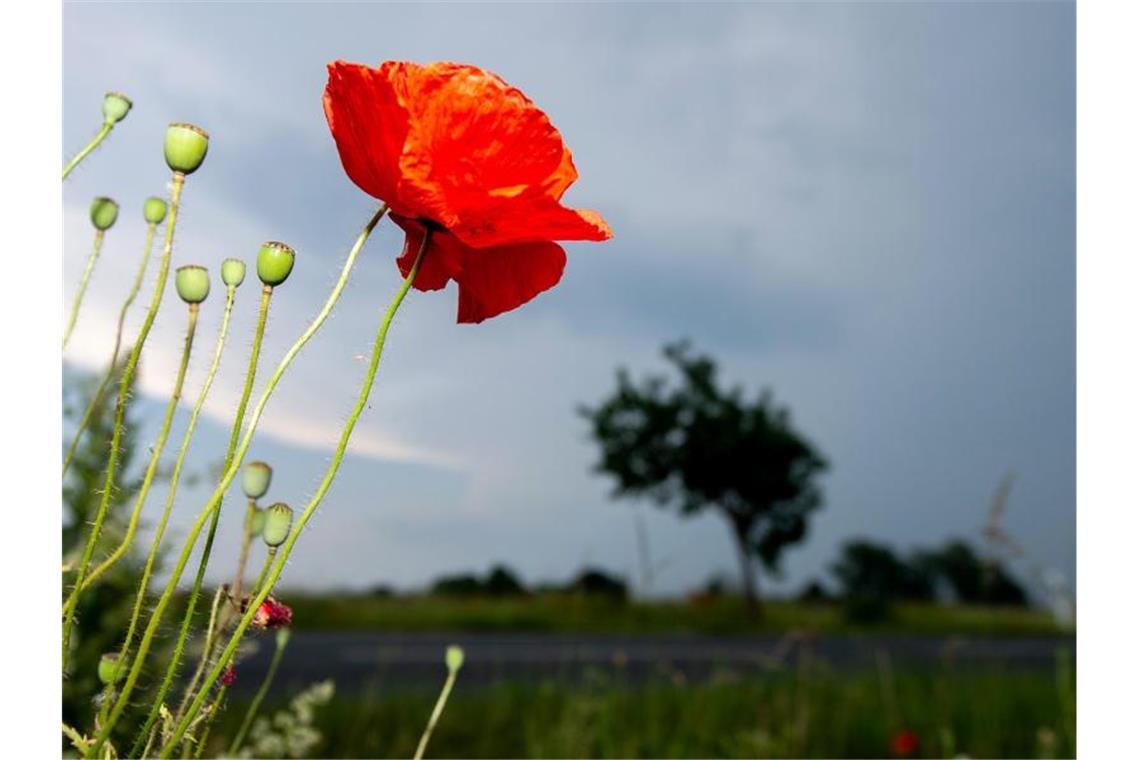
[224,631,1075,695]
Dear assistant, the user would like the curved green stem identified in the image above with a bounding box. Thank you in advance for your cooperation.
[189,685,227,759]
[62,123,113,180]
[94,203,388,757]
[227,630,290,756]
[251,548,276,596]
[127,286,273,755]
[62,172,186,669]
[63,221,159,476]
[231,499,259,601]
[106,287,236,695]
[161,224,428,756]
[63,229,105,348]
[74,304,199,595]
[173,585,227,728]
[414,666,460,760]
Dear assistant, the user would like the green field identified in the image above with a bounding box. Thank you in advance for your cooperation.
[281,593,1067,637]
[208,660,1076,758]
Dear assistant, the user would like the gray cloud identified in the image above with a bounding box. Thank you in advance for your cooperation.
[63,2,1074,597]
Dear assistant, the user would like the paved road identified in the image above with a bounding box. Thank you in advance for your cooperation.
[223,631,1075,694]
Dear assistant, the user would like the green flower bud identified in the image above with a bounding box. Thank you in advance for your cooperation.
[102,91,132,125]
[164,122,209,175]
[249,507,267,537]
[98,652,125,685]
[446,645,465,672]
[221,258,246,288]
[257,242,296,287]
[175,265,210,305]
[262,502,293,548]
[143,196,168,225]
[89,197,119,231]
[242,461,273,500]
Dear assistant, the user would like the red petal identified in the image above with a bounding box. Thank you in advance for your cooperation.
[324,61,413,211]
[395,222,568,323]
[393,62,583,226]
[447,196,612,250]
[454,239,567,323]
[394,216,461,292]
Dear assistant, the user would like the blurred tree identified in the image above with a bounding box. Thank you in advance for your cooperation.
[831,539,934,621]
[581,341,828,613]
[913,540,1028,606]
[62,363,148,731]
[484,564,526,596]
[568,567,628,601]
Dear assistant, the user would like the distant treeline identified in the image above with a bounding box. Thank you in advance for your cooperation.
[368,564,630,601]
[367,536,1027,625]
[806,538,1028,621]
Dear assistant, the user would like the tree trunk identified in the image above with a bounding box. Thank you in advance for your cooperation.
[730,519,761,616]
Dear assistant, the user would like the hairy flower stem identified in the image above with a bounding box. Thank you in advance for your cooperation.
[227,630,290,755]
[62,123,113,180]
[414,665,460,760]
[189,685,227,759]
[161,225,429,755]
[251,548,276,596]
[173,586,227,727]
[63,221,159,476]
[62,172,186,669]
[94,204,389,758]
[72,305,199,596]
[128,286,272,756]
[106,287,236,697]
[231,500,259,602]
[62,229,105,348]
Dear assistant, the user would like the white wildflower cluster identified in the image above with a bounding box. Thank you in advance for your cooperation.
[235,680,335,759]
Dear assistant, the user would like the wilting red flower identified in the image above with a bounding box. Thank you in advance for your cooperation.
[252,597,293,629]
[324,60,612,323]
[890,729,920,757]
[219,665,237,687]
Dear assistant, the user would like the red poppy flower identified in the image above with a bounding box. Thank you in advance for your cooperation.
[324,60,612,323]
[890,729,920,757]
[252,597,293,629]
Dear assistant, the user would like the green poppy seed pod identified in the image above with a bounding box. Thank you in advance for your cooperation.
[98,652,125,685]
[102,91,132,125]
[221,258,246,288]
[164,122,209,175]
[262,502,293,548]
[89,197,119,231]
[257,242,296,287]
[242,461,273,500]
[249,507,267,537]
[143,196,168,225]
[446,645,465,672]
[175,265,210,304]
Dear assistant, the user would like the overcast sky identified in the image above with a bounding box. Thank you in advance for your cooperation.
[62,2,1074,599]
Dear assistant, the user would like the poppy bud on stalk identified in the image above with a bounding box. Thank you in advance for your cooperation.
[262,502,293,548]
[222,258,246,288]
[242,461,273,500]
[101,91,132,125]
[98,652,125,685]
[256,241,296,287]
[89,197,119,231]
[164,122,209,175]
[446,645,465,672]
[143,196,168,225]
[175,265,210,305]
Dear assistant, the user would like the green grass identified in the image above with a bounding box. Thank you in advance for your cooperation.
[208,659,1076,758]
[281,593,1066,637]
